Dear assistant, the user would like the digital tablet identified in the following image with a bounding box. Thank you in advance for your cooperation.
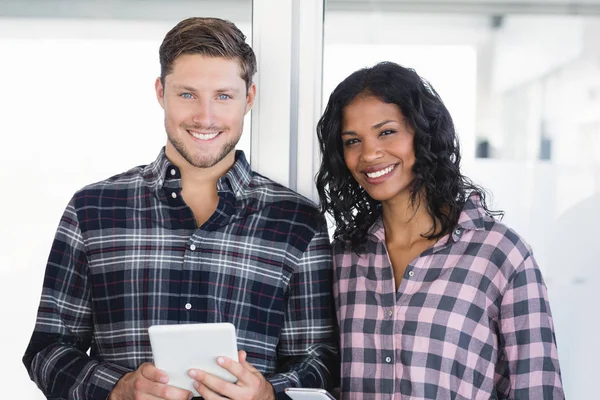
[284,388,336,400]
[148,322,239,392]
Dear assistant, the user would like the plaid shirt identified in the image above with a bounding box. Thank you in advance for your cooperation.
[23,149,338,400]
[333,195,563,400]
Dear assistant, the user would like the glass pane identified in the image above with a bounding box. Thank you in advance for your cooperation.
[0,2,252,399]
[324,3,599,398]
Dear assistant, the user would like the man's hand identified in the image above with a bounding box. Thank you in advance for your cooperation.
[109,362,193,400]
[188,350,276,400]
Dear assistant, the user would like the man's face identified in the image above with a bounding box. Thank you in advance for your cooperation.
[156,54,255,169]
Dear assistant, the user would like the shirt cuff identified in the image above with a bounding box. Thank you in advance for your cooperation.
[267,374,293,399]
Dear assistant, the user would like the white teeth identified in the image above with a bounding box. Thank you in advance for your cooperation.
[366,165,395,179]
[190,131,219,140]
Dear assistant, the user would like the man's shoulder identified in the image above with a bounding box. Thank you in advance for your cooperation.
[248,171,319,211]
[71,163,153,204]
[245,171,327,235]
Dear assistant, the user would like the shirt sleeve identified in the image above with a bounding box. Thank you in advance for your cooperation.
[496,252,565,399]
[23,197,131,399]
[265,218,340,398]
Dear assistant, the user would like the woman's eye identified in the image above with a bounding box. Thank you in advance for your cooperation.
[344,139,359,147]
[380,129,396,136]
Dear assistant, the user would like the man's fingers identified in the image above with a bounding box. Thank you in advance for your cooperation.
[136,362,192,399]
[237,353,260,373]
[238,350,247,363]
[217,356,251,382]
[162,386,194,400]
[137,379,192,400]
[189,368,243,399]
[131,378,163,397]
[140,362,169,384]
[193,381,223,400]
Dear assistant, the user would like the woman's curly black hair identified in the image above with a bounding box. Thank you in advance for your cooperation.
[316,61,501,250]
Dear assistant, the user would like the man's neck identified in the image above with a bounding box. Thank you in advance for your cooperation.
[164,144,236,227]
[165,145,236,193]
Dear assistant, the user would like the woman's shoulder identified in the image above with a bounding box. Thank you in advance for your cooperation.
[331,237,353,256]
[460,194,533,260]
[464,214,535,279]
[331,233,383,264]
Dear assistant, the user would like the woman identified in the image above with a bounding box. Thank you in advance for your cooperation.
[316,62,563,399]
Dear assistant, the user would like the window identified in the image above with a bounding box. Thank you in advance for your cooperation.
[324,3,600,397]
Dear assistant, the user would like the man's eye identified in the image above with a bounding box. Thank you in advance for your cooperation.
[180,93,193,99]
[217,94,231,100]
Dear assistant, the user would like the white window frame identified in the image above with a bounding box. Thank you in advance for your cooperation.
[251,0,324,202]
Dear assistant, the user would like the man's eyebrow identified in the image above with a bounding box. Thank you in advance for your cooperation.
[171,84,241,94]
[171,84,197,92]
[216,87,241,93]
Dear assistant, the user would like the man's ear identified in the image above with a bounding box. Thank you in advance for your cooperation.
[155,77,165,109]
[245,83,256,114]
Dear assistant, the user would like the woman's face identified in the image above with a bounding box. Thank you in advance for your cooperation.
[341,95,416,203]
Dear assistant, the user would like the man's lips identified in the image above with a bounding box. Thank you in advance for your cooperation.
[187,130,221,141]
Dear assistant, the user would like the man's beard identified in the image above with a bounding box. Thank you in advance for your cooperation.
[167,127,239,169]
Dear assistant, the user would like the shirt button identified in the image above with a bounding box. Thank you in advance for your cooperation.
[385,356,392,363]
[190,244,196,251]
[185,303,192,310]
[408,270,415,277]
[170,168,176,176]
[455,228,461,235]
[171,192,177,199]
[388,309,393,316]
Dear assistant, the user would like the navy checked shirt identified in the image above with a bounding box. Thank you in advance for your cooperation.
[23,149,338,400]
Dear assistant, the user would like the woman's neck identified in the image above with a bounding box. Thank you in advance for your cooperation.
[381,191,438,247]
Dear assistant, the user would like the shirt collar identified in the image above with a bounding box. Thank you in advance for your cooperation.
[369,216,386,241]
[217,150,252,196]
[455,193,487,232]
[145,147,252,196]
[368,192,487,242]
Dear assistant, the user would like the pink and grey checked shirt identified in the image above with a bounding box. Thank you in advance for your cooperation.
[333,195,564,399]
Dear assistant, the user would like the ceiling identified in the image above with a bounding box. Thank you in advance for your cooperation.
[1,0,599,20]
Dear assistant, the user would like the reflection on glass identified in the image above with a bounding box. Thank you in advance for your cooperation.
[324,3,600,398]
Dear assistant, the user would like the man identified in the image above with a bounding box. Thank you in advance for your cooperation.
[23,17,338,400]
